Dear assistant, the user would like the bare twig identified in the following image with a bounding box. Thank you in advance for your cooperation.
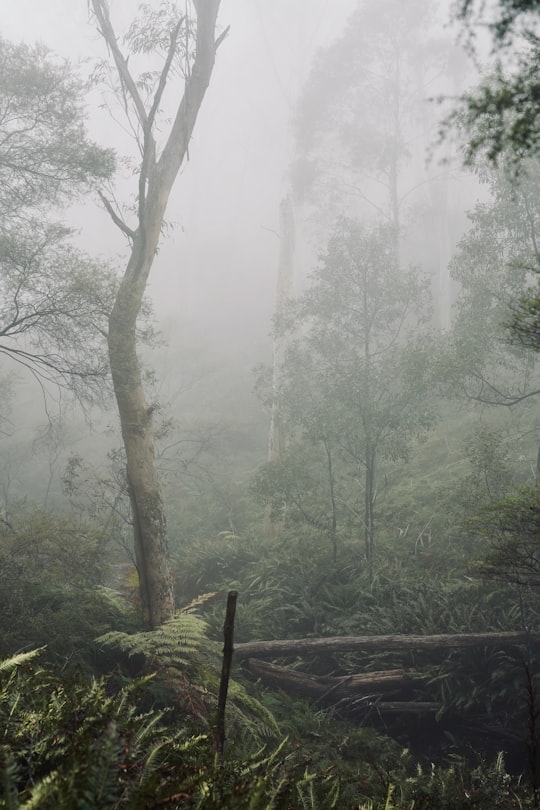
[98,190,136,238]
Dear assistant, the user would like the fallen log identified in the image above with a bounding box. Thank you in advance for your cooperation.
[244,658,412,700]
[369,701,440,714]
[235,631,536,661]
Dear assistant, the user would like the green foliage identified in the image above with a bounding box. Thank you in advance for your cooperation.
[7,643,527,809]
[452,1,540,168]
[511,266,540,352]
[447,10,540,462]
[0,649,43,675]
[124,1,192,61]
[365,752,526,809]
[0,500,135,665]
[0,650,212,808]
[0,222,114,396]
[174,519,531,641]
[0,37,113,216]
[442,164,540,405]
[467,486,540,587]
[461,426,514,506]
[0,585,136,669]
[457,0,540,45]
[452,56,540,169]
[97,612,210,672]
[0,650,381,809]
[0,501,108,587]
[97,606,281,753]
[0,33,115,398]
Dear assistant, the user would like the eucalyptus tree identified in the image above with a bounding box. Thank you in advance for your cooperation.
[0,36,114,398]
[301,6,455,211]
[90,1,226,627]
[291,0,463,328]
[257,220,436,570]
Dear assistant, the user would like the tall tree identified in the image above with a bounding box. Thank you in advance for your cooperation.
[268,196,295,466]
[291,0,462,326]
[257,220,435,570]
[91,0,226,628]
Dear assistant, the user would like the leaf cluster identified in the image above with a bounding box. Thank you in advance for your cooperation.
[456,0,540,46]
[0,34,116,401]
[452,1,540,167]
[0,37,114,217]
[467,486,540,587]
[441,164,540,404]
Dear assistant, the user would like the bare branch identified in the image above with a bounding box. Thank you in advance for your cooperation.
[90,0,148,128]
[147,17,185,131]
[464,368,540,406]
[155,0,221,185]
[98,190,136,239]
[472,387,540,407]
[214,25,230,51]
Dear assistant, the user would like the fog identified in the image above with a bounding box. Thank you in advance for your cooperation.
[1,0,357,345]
[0,0,481,504]
[4,1,540,798]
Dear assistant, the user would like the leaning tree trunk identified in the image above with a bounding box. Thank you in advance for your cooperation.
[108,234,174,629]
[94,0,225,628]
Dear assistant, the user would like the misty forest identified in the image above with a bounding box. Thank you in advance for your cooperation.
[3,0,540,807]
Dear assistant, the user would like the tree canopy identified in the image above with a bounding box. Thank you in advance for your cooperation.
[451,0,540,166]
[0,37,113,215]
[0,37,115,398]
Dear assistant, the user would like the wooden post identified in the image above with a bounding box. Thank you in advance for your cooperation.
[215,590,238,761]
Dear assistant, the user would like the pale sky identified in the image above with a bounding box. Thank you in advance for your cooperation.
[0,0,357,351]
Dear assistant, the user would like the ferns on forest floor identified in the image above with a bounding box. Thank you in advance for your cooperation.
[97,605,281,751]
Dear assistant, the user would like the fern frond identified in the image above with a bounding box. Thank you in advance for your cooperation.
[226,679,281,743]
[0,746,20,810]
[0,648,45,675]
[18,771,61,809]
[97,613,209,672]
[133,709,168,747]
[94,586,135,616]
[180,591,223,613]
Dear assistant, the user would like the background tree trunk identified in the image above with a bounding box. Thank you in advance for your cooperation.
[265,194,295,539]
[268,194,295,464]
